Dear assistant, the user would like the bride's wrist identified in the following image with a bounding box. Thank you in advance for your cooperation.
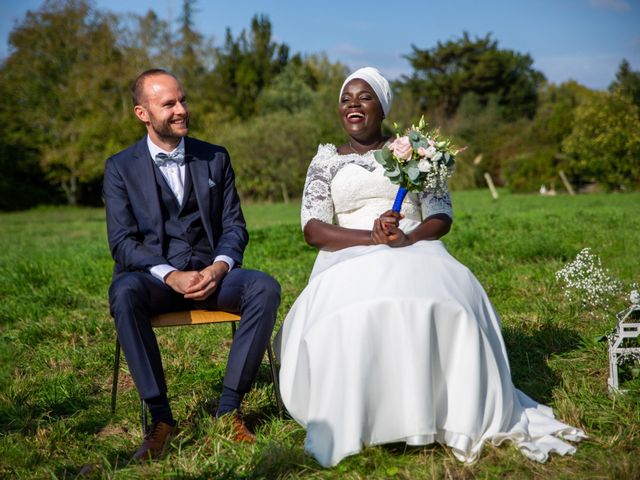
[400,232,414,247]
[368,230,376,246]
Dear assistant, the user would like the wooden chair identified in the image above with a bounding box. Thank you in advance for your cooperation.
[110,310,283,433]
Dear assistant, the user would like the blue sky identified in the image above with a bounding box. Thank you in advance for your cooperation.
[1,0,638,89]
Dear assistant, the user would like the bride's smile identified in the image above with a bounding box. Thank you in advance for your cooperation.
[338,78,385,148]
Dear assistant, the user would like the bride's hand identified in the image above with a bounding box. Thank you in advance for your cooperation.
[378,210,402,234]
[371,211,411,247]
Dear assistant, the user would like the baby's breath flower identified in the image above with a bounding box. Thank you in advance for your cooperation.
[555,247,622,309]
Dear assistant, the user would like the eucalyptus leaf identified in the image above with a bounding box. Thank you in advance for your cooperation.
[384,165,400,178]
[407,161,420,181]
[414,138,428,149]
[381,145,392,162]
[385,172,401,183]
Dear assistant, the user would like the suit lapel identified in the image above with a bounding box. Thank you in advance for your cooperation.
[132,139,164,247]
[186,137,215,251]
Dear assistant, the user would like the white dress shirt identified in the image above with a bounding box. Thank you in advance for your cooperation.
[147,136,234,283]
[148,137,186,204]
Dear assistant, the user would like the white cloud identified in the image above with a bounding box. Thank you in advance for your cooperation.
[589,0,631,12]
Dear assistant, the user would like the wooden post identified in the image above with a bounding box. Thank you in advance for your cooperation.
[558,170,576,196]
[281,182,290,204]
[484,172,499,199]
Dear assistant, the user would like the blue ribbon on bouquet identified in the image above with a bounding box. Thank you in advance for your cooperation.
[392,186,408,213]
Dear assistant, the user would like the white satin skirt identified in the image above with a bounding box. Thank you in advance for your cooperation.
[277,240,585,467]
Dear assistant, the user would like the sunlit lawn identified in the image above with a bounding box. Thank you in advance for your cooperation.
[0,190,639,478]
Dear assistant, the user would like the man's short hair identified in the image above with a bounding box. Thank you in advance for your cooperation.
[131,69,175,106]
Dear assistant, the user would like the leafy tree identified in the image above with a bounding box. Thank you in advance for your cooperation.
[0,0,216,207]
[171,1,216,101]
[0,119,54,210]
[201,55,347,201]
[532,81,591,145]
[207,14,289,119]
[123,10,173,71]
[213,110,321,201]
[403,32,545,120]
[563,90,640,190]
[175,0,203,75]
[1,0,140,205]
[1,2,331,207]
[499,81,593,192]
[446,92,532,189]
[256,60,316,114]
[300,54,350,145]
[609,59,640,108]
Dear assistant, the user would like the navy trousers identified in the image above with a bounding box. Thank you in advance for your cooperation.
[109,267,280,401]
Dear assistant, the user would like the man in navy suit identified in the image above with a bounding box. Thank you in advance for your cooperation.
[103,69,280,461]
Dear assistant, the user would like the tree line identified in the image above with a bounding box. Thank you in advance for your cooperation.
[1,0,638,210]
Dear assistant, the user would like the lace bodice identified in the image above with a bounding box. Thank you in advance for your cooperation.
[301,144,453,232]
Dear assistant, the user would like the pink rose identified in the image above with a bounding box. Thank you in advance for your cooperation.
[417,146,428,157]
[389,136,413,161]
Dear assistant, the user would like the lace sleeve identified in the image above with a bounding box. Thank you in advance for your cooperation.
[419,185,453,221]
[301,145,338,230]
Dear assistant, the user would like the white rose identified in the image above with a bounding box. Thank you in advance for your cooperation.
[425,146,437,158]
[417,158,432,172]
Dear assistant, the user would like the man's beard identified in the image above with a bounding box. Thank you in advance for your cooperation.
[149,113,189,141]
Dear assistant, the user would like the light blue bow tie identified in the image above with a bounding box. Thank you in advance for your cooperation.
[154,150,185,167]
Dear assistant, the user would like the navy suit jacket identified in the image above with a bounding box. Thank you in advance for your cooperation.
[103,136,249,275]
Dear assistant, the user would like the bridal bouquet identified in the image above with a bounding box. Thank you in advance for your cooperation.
[374,116,461,212]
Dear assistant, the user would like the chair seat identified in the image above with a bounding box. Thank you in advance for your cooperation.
[151,310,240,328]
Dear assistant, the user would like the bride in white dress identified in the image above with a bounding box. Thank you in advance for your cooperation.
[277,67,586,467]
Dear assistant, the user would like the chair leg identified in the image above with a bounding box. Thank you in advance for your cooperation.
[229,319,282,414]
[266,343,284,415]
[141,399,148,435]
[111,337,121,414]
[113,335,148,434]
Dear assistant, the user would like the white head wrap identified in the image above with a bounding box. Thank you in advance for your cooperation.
[339,67,393,117]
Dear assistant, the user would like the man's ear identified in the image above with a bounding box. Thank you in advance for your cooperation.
[134,105,148,123]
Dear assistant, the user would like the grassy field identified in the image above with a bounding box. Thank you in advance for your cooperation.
[0,190,639,479]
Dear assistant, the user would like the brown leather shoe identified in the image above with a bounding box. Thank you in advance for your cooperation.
[231,412,256,443]
[132,421,175,462]
[216,411,256,443]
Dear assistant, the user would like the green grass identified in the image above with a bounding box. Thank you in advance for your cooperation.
[0,191,639,479]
